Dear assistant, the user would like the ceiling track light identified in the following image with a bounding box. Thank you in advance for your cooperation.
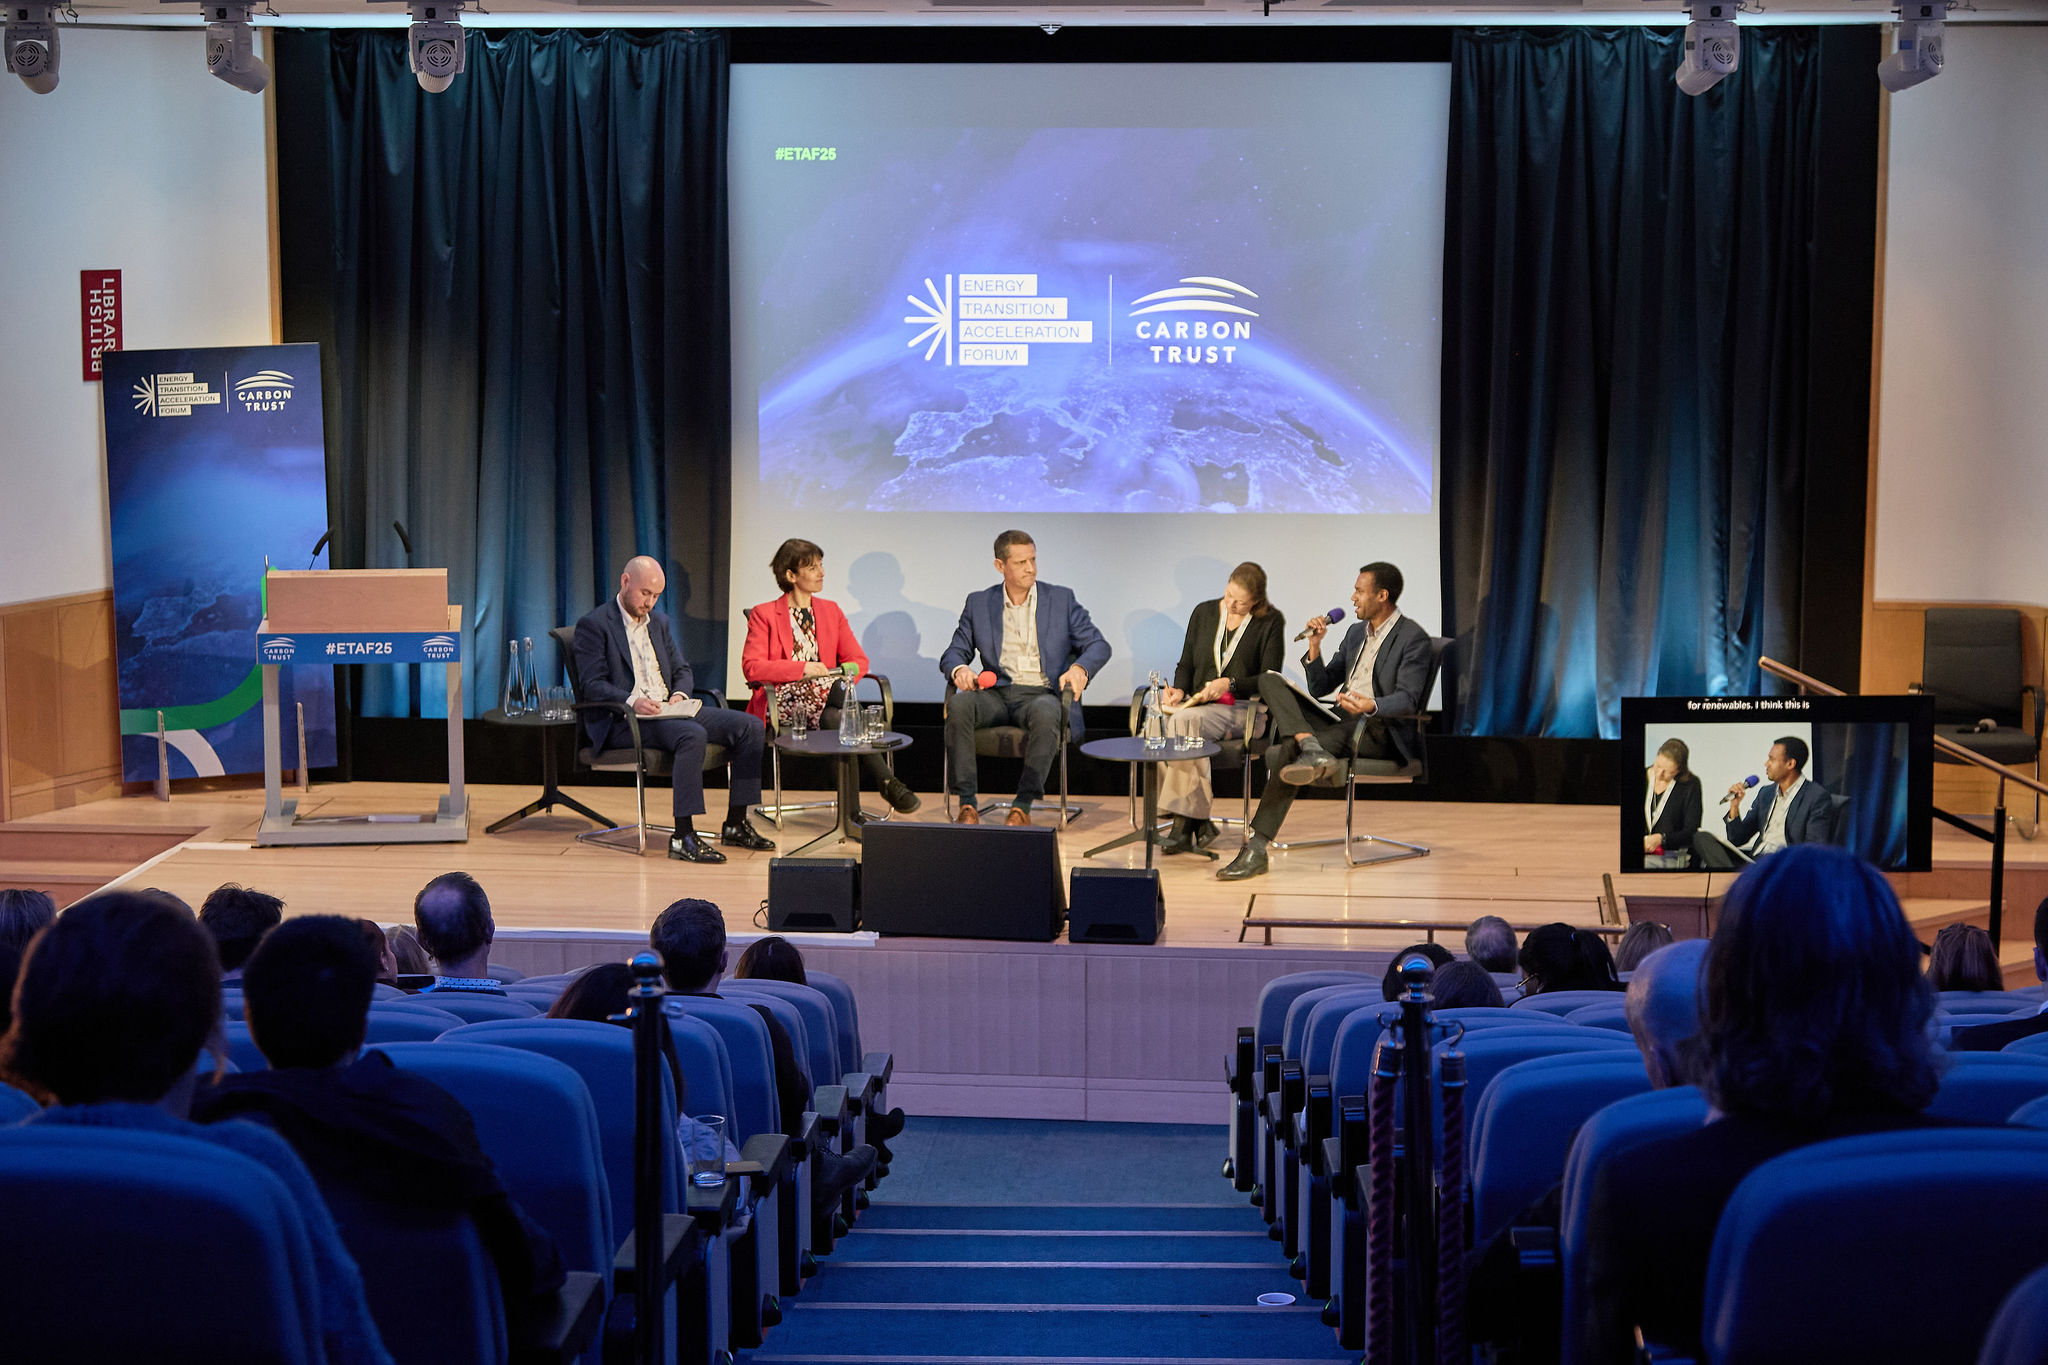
[202,1,267,94]
[408,0,465,94]
[5,3,62,95]
[1674,0,1740,97]
[1879,0,1947,92]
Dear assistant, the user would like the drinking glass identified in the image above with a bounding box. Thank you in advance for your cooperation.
[689,1115,727,1187]
[864,705,885,744]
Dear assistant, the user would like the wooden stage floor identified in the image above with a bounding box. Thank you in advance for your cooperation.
[12,780,2034,1121]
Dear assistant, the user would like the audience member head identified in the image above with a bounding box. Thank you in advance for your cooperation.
[1429,961,1505,1010]
[413,872,495,976]
[357,918,398,985]
[1928,922,2003,993]
[199,883,285,973]
[387,924,432,977]
[242,916,378,1069]
[650,899,726,993]
[1701,845,1939,1123]
[1382,942,1454,1001]
[1614,920,1675,973]
[1624,939,1711,1088]
[1,890,221,1108]
[1518,923,1621,994]
[733,936,807,985]
[0,888,57,1034]
[547,963,637,1022]
[1464,915,1518,973]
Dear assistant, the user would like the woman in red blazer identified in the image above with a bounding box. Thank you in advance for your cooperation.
[743,539,920,814]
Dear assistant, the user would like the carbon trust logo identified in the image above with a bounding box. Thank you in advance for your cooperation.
[904,274,1093,368]
[233,370,295,413]
[1128,276,1260,365]
[259,636,298,663]
[421,635,458,661]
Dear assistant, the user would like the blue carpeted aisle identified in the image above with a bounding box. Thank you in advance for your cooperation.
[740,1118,1345,1365]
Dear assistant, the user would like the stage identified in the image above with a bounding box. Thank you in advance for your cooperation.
[4,779,2038,1121]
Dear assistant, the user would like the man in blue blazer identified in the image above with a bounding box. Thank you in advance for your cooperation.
[1219,561,1434,880]
[1689,736,1834,870]
[573,556,772,863]
[940,530,1111,825]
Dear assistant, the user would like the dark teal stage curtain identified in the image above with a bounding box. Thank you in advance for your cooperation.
[274,29,730,718]
[1814,723,1912,869]
[1440,27,1877,739]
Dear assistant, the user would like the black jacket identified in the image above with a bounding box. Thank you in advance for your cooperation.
[1171,599,1287,699]
[573,599,695,752]
[1952,1009,2048,1052]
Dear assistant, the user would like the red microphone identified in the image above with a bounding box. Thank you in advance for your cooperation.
[976,670,998,691]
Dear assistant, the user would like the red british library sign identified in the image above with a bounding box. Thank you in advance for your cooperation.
[81,270,122,382]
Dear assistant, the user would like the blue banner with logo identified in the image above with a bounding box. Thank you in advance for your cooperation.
[102,344,338,782]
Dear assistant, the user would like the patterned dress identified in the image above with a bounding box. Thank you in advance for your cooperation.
[771,603,834,732]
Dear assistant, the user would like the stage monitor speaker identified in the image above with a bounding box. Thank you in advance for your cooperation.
[1068,867,1164,944]
[860,822,1065,942]
[767,856,860,933]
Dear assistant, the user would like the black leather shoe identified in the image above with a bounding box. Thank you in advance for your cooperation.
[869,1106,906,1143]
[1194,819,1222,851]
[669,831,727,864]
[1159,818,1198,857]
[720,818,776,852]
[1281,740,1345,787]
[1217,837,1270,881]
[881,778,922,814]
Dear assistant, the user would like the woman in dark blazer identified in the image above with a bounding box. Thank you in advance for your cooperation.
[1156,563,1287,856]
[1641,737,1703,868]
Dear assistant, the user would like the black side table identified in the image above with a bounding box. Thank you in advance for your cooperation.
[772,730,913,857]
[1079,735,1223,869]
[482,707,613,834]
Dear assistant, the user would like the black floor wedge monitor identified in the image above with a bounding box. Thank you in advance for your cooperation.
[860,822,1066,942]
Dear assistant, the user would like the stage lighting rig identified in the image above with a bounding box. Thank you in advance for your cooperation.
[5,3,63,95]
[202,1,267,94]
[1879,0,1947,92]
[1674,0,1740,97]
[408,0,465,94]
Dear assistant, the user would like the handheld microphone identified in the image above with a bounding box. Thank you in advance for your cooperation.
[838,661,859,677]
[1744,775,1760,788]
[977,670,999,691]
[1294,607,1345,643]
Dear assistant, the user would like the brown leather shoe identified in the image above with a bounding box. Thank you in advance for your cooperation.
[1005,806,1031,827]
[956,804,981,825]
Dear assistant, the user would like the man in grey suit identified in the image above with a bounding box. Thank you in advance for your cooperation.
[1219,561,1433,881]
[1689,735,1833,870]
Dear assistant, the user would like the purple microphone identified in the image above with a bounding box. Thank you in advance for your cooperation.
[1294,607,1346,643]
[1743,775,1760,788]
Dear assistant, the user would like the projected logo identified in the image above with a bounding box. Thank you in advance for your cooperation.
[131,373,223,419]
[904,274,1093,368]
[1129,276,1259,366]
[233,370,296,413]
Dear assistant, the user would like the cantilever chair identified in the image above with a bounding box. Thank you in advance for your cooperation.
[757,669,899,830]
[550,624,729,855]
[941,681,1084,824]
[1913,607,2043,839]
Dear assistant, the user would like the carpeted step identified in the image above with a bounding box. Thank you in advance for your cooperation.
[796,1262,1303,1306]
[742,1303,1349,1360]
[827,1230,1277,1265]
[859,1204,1253,1232]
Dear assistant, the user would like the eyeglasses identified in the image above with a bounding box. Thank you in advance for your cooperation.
[1517,973,1540,993]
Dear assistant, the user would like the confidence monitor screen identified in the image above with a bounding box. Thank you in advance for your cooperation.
[1619,695,1935,874]
[727,63,1449,701]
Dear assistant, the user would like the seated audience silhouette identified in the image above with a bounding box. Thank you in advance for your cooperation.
[1428,960,1505,1009]
[1623,939,1711,1088]
[0,887,56,1033]
[1929,921,2004,993]
[194,915,564,1308]
[0,891,395,1365]
[1383,942,1454,1000]
[413,872,506,995]
[200,882,284,984]
[731,934,907,1150]
[1578,845,1943,1365]
[1953,896,2048,1052]
[1465,914,1519,972]
[387,923,433,978]
[1613,920,1674,974]
[357,918,399,986]
[1518,922,1623,994]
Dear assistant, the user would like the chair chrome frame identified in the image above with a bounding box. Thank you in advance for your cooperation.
[941,682,1084,825]
[758,672,900,829]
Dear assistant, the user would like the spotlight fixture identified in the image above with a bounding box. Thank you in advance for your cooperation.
[1879,0,1946,92]
[408,0,464,94]
[202,1,267,94]
[1674,1,1739,97]
[5,3,61,95]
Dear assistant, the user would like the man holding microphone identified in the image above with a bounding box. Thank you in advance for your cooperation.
[1217,561,1433,881]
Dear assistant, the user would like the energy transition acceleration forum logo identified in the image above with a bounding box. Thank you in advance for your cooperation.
[905,275,1091,368]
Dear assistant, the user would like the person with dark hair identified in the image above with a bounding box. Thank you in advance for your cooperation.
[1518,922,1622,995]
[573,555,773,864]
[200,882,285,981]
[1464,914,1518,973]
[650,898,880,1221]
[357,919,398,986]
[0,887,56,1034]
[1429,960,1505,1009]
[1152,563,1289,856]
[1220,561,1434,880]
[547,963,636,1022]
[1639,738,1703,867]
[1382,942,1455,1001]
[1692,735,1834,870]
[733,936,808,985]
[940,529,1110,826]
[195,916,564,1313]
[1929,922,2003,993]
[1954,897,2048,1051]
[742,539,919,816]
[2,893,395,1365]
[412,872,504,995]
[1613,920,1675,974]
[1579,846,1944,1364]
[387,924,432,978]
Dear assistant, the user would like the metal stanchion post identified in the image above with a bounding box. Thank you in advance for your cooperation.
[154,711,170,802]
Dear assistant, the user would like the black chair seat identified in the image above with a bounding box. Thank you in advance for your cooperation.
[1350,756,1422,781]
[975,727,1032,760]
[1936,726,2039,767]
[579,744,729,775]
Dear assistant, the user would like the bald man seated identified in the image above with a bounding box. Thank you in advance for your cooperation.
[574,556,773,863]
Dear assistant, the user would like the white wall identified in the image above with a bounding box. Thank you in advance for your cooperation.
[1873,27,2048,605]
[0,27,272,607]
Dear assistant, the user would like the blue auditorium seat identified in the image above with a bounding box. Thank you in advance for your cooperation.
[1283,984,1379,1065]
[1564,1002,1632,1032]
[2002,1033,2048,1060]
[413,993,540,1024]
[668,1013,737,1126]
[802,969,864,1076]
[1940,990,2045,1012]
[1468,1053,1654,1243]
[363,1005,465,1044]
[1255,970,1374,1055]
[1700,1129,2048,1365]
[1510,989,1627,1017]
[369,981,408,1000]
[1929,1053,2048,1122]
[317,1179,506,1365]
[663,996,781,1142]
[0,1080,39,1123]
[0,1125,323,1362]
[731,990,814,1084]
[1977,1261,2048,1365]
[223,1019,270,1073]
[1433,1027,1636,1122]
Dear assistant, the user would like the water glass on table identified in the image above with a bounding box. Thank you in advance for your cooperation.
[864,704,885,744]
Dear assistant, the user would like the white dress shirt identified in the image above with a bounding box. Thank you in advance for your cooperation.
[1752,773,1806,855]
[1321,608,1403,706]
[619,597,668,704]
[998,585,1047,688]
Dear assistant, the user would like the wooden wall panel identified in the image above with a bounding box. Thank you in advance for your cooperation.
[0,590,123,821]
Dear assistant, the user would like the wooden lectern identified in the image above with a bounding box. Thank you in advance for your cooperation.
[254,569,468,845]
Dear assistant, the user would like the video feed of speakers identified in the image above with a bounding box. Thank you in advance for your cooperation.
[1619,695,1934,874]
